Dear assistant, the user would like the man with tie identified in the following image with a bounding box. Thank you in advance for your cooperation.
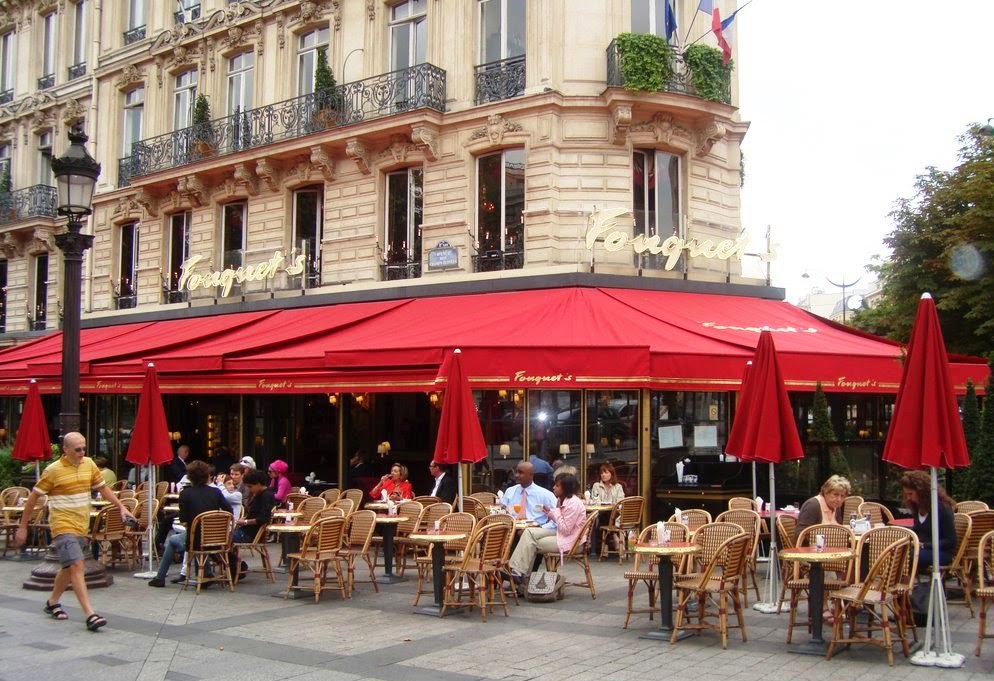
[428,461,458,505]
[501,461,556,528]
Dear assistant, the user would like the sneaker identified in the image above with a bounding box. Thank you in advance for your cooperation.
[148,578,165,588]
[170,575,186,584]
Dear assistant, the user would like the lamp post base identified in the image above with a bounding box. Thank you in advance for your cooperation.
[22,546,114,590]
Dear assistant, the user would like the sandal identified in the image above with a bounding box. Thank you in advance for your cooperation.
[85,614,107,631]
[44,600,68,620]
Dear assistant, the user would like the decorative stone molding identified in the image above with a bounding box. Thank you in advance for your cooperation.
[276,11,286,49]
[308,146,335,182]
[150,0,296,52]
[60,99,85,128]
[629,112,693,149]
[0,91,57,122]
[365,0,375,21]
[232,163,259,196]
[112,196,143,220]
[177,175,207,207]
[468,114,524,146]
[134,188,159,218]
[25,233,54,255]
[30,108,56,136]
[411,124,439,162]
[114,65,146,91]
[346,138,371,175]
[695,119,727,157]
[290,0,333,26]
[0,232,23,258]
[611,104,632,145]
[255,158,280,192]
[377,134,418,167]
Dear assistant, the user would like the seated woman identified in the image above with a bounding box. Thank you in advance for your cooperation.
[590,463,625,505]
[508,473,586,581]
[370,462,414,501]
[267,459,292,505]
[902,469,955,566]
[794,474,850,544]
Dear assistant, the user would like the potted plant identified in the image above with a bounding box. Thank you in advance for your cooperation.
[0,162,12,221]
[312,48,339,129]
[192,93,215,158]
[614,32,672,93]
[682,44,733,103]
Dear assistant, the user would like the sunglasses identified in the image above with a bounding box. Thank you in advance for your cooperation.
[74,446,86,452]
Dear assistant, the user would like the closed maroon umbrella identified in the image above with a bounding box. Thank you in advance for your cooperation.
[433,349,487,510]
[12,379,52,480]
[125,363,174,578]
[882,293,970,667]
[725,330,803,612]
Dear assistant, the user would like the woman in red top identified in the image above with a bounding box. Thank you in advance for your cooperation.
[370,463,413,500]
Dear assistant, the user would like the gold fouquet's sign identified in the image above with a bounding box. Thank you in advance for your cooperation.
[178,249,306,297]
[584,207,748,271]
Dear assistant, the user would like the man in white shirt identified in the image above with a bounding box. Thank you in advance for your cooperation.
[501,461,557,529]
[428,461,458,504]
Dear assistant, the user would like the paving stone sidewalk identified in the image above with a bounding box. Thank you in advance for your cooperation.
[1,554,992,681]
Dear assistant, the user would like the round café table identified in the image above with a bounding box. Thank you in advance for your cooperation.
[779,546,855,655]
[268,522,313,599]
[409,531,467,616]
[373,514,408,584]
[633,541,701,640]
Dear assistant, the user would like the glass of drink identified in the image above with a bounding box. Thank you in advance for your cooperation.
[513,503,522,516]
[814,534,826,552]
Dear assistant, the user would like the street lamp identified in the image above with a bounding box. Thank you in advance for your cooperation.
[809,272,862,325]
[51,126,100,437]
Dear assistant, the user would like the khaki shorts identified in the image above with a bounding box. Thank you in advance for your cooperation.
[52,534,89,568]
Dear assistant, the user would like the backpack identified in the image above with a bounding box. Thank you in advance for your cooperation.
[525,570,564,602]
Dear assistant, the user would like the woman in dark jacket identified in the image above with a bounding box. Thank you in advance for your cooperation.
[901,469,955,566]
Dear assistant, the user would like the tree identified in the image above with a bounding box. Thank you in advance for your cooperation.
[957,379,982,499]
[852,125,994,358]
[313,48,338,120]
[970,371,994,505]
[808,382,853,486]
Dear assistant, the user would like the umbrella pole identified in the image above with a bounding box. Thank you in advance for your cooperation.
[134,464,158,579]
[456,464,464,513]
[911,467,964,667]
[753,462,779,613]
[35,461,40,482]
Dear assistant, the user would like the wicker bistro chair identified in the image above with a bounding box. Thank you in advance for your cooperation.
[477,513,519,606]
[24,495,50,554]
[285,492,311,509]
[667,508,712,534]
[1,486,30,507]
[858,501,895,526]
[542,510,599,600]
[460,496,489,520]
[154,481,169,502]
[183,510,235,593]
[330,498,355,516]
[318,488,341,503]
[842,495,864,521]
[296,496,327,524]
[418,502,453,533]
[600,496,645,563]
[951,509,994,617]
[336,509,379,597]
[110,480,129,492]
[956,500,989,514]
[117,489,136,500]
[676,522,742,584]
[413,495,441,505]
[91,505,131,569]
[728,497,758,511]
[940,512,973,608]
[470,492,497,505]
[233,522,276,585]
[715,509,762,604]
[413,511,476,606]
[623,522,688,629]
[384,501,423,575]
[775,514,798,611]
[826,536,913,666]
[315,507,346,521]
[782,524,855,643]
[858,525,920,641]
[671,532,752,649]
[125,498,158,566]
[285,516,348,603]
[341,488,365,507]
[440,521,513,622]
[974,530,994,656]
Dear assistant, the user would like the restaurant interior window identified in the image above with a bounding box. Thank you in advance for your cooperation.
[390,0,427,109]
[0,259,7,333]
[585,391,639,494]
[476,148,524,266]
[297,28,329,96]
[40,12,56,88]
[37,131,53,185]
[633,149,680,268]
[476,389,525,492]
[117,222,138,309]
[31,253,48,330]
[166,211,191,302]
[292,187,322,287]
[384,167,423,278]
[0,30,14,100]
[527,390,580,488]
[71,0,87,76]
[222,202,246,269]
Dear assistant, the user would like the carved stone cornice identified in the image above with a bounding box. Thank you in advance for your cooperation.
[111,195,143,220]
[150,0,293,53]
[0,232,23,258]
[376,134,418,168]
[232,163,258,196]
[0,91,56,123]
[25,231,54,254]
[309,146,334,182]
[695,119,727,157]
[411,123,438,162]
[289,1,333,27]
[467,114,524,147]
[177,175,207,207]
[114,65,146,91]
[611,104,632,145]
[255,157,280,192]
[60,98,85,127]
[134,188,159,218]
[365,0,375,21]
[628,112,693,149]
[345,138,371,175]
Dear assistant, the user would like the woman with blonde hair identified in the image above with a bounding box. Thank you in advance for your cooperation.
[794,474,851,543]
[370,462,414,501]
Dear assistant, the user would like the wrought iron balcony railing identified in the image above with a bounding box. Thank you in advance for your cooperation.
[475,55,526,105]
[0,89,13,104]
[114,293,137,310]
[0,185,58,224]
[37,74,55,90]
[68,63,87,80]
[381,259,422,281]
[606,39,731,105]
[118,157,135,188]
[126,63,447,178]
[123,25,146,45]
[472,248,524,273]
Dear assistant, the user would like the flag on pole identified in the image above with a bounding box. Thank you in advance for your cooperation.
[698,0,714,14]
[664,0,678,42]
[711,8,740,64]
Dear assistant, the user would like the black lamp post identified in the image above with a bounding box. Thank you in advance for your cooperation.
[51,126,100,438]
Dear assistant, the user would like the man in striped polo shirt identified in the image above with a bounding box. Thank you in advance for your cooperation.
[15,431,136,632]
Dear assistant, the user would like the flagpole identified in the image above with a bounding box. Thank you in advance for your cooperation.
[681,0,704,47]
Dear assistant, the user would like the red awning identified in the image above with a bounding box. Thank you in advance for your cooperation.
[0,287,986,395]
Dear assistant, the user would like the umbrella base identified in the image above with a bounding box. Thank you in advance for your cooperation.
[752,601,779,614]
[910,651,965,668]
[22,548,113,591]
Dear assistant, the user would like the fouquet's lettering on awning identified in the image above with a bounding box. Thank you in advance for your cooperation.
[514,371,574,386]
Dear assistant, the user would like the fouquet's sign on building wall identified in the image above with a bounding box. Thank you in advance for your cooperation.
[177,249,306,297]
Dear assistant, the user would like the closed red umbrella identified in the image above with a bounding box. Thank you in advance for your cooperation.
[12,379,52,480]
[125,363,174,578]
[725,330,803,612]
[882,293,970,667]
[433,349,487,510]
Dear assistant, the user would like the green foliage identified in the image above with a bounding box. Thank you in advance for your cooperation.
[0,441,59,488]
[682,44,732,103]
[615,32,672,93]
[852,125,994,358]
[809,383,836,443]
[314,48,338,111]
[967,372,994,505]
[963,379,981,455]
[193,94,210,127]
[0,162,10,193]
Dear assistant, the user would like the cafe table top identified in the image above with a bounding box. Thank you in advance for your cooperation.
[888,517,914,527]
[780,546,854,563]
[268,522,313,533]
[514,519,539,530]
[584,503,614,512]
[409,532,467,543]
[272,510,303,519]
[91,499,111,507]
[373,514,408,523]
[634,541,700,556]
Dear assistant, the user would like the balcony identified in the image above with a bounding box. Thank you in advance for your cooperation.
[472,248,524,273]
[37,74,55,91]
[123,25,146,45]
[606,38,731,105]
[381,258,422,281]
[0,89,12,104]
[0,185,58,225]
[474,55,526,105]
[118,157,135,188]
[126,63,447,179]
[68,63,87,80]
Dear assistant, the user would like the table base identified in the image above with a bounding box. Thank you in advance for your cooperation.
[414,603,465,617]
[270,589,308,600]
[639,627,695,641]
[789,640,828,656]
[379,573,406,585]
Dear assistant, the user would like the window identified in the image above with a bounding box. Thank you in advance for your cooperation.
[175,0,201,24]
[292,187,322,286]
[390,1,427,71]
[37,132,53,186]
[0,259,7,333]
[221,202,246,269]
[41,13,56,84]
[174,70,198,130]
[31,254,48,330]
[129,0,145,29]
[476,149,524,271]
[1,30,15,99]
[0,143,10,191]
[122,87,144,156]
[297,28,329,95]
[117,222,138,309]
[479,0,525,63]
[227,52,254,114]
[72,1,87,70]
[631,0,675,39]
[633,149,680,239]
[384,168,423,279]
[166,211,191,302]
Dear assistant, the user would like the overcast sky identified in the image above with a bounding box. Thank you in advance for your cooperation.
[731,0,994,304]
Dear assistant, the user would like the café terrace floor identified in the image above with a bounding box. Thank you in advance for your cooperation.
[0,552,991,681]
